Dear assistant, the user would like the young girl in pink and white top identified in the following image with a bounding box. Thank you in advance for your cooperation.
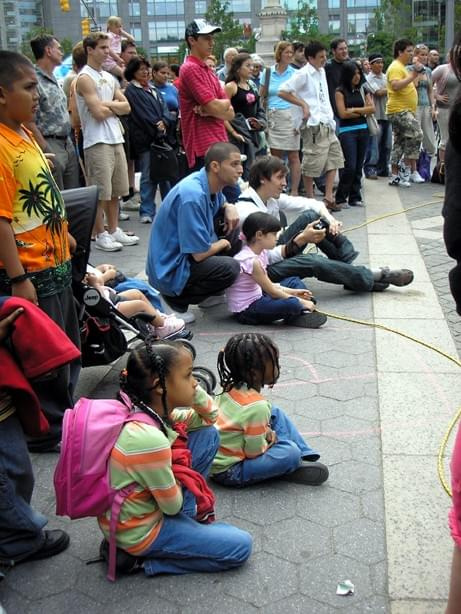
[225,212,327,328]
[102,16,135,81]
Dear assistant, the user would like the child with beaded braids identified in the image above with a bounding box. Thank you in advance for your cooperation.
[98,339,252,576]
[210,332,329,487]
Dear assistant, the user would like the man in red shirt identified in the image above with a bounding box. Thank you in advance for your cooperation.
[179,20,235,171]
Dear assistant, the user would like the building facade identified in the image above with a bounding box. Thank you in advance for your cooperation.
[2,1,448,59]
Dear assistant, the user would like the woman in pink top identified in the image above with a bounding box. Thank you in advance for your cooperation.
[225,212,326,328]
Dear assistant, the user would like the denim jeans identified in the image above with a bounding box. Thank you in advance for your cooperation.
[212,406,319,487]
[0,413,47,562]
[336,129,369,204]
[236,276,307,325]
[138,150,171,219]
[279,211,359,264]
[364,120,391,177]
[141,426,252,575]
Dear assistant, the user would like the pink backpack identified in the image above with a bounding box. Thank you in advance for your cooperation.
[53,392,159,581]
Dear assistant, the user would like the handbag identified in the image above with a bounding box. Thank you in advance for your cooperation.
[150,139,179,183]
[360,87,380,136]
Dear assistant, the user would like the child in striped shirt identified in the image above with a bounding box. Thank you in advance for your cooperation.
[98,339,252,576]
[210,332,329,487]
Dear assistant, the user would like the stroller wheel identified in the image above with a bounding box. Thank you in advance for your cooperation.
[192,366,217,395]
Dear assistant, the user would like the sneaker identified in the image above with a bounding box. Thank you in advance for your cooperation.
[94,231,123,252]
[99,539,144,575]
[373,266,414,291]
[111,227,139,246]
[410,170,425,183]
[154,314,185,339]
[198,294,226,309]
[389,174,410,188]
[282,461,329,485]
[16,530,70,563]
[172,309,196,324]
[140,215,153,224]
[119,211,130,221]
[121,196,140,211]
[287,311,327,329]
[349,201,364,207]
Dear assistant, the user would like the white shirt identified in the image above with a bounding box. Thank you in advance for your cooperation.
[236,187,332,265]
[76,65,124,149]
[278,62,335,131]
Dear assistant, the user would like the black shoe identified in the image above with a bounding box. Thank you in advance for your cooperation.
[282,461,329,485]
[16,530,70,563]
[349,201,365,207]
[99,539,144,575]
[381,267,414,287]
[287,311,327,329]
[27,440,61,453]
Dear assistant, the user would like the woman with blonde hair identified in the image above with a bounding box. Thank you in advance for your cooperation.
[260,41,301,195]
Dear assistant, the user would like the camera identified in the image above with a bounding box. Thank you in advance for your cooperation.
[313,218,330,232]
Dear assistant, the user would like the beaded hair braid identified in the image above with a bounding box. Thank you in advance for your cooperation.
[120,340,185,420]
[217,333,280,392]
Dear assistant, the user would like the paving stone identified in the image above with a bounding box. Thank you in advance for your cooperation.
[225,552,298,607]
[296,487,361,527]
[318,380,367,401]
[231,484,296,525]
[329,461,382,495]
[333,518,386,565]
[32,592,103,614]
[305,435,352,465]
[341,397,379,422]
[263,517,331,563]
[340,594,389,612]
[321,415,377,442]
[263,595,333,613]
[372,560,389,596]
[361,489,386,524]
[181,594,259,614]
[350,437,383,466]
[293,396,345,421]
[298,553,374,607]
[5,552,77,601]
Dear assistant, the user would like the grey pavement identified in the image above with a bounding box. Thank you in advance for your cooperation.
[1,177,458,613]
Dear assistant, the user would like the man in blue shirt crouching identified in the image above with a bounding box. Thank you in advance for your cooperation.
[147,142,243,322]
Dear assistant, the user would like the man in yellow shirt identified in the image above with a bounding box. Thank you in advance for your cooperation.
[386,38,424,187]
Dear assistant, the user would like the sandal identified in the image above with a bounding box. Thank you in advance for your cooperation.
[323,198,342,212]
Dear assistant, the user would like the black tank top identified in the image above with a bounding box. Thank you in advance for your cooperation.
[337,87,366,128]
[230,84,259,118]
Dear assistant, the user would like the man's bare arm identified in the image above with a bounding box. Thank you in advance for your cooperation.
[105,87,130,116]
[200,99,235,121]
[76,74,115,121]
[24,122,48,151]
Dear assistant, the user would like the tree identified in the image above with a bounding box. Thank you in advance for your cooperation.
[281,1,332,48]
[204,0,244,62]
[366,31,394,67]
[21,26,53,61]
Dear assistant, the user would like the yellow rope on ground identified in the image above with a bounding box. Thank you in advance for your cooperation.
[315,308,459,497]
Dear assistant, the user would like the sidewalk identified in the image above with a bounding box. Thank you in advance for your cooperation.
[1,178,457,614]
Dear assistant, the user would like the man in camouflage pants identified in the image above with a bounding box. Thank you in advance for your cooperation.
[385,38,423,187]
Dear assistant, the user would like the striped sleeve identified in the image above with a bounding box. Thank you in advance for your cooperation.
[112,422,183,516]
[171,385,218,430]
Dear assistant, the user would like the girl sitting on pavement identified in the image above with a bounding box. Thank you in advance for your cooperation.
[98,339,252,576]
[210,332,329,487]
[225,211,327,328]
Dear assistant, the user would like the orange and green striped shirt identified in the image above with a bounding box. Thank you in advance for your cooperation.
[210,386,272,475]
[97,386,217,555]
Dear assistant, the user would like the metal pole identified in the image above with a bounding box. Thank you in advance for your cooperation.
[445,0,454,52]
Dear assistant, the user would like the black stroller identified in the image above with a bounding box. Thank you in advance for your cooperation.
[62,187,215,393]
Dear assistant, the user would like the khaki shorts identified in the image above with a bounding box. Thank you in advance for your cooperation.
[84,142,129,201]
[301,123,344,177]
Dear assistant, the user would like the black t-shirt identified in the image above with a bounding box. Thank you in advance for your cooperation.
[325,59,346,113]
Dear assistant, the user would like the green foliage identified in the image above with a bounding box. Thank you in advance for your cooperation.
[21,26,53,61]
[60,37,74,57]
[282,1,333,48]
[366,31,394,68]
[205,0,245,62]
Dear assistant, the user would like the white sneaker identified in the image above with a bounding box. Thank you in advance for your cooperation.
[121,196,140,211]
[410,170,425,183]
[198,294,226,309]
[154,314,185,339]
[111,227,139,246]
[398,166,411,187]
[119,211,130,221]
[94,231,123,252]
[171,309,196,324]
[140,215,153,224]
